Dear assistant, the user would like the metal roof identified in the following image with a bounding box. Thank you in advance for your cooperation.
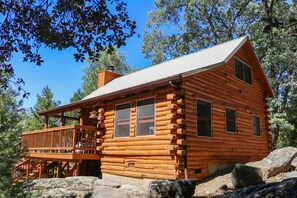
[83,36,248,100]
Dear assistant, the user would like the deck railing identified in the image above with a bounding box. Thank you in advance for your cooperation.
[22,125,98,155]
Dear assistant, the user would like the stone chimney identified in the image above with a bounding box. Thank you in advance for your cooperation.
[97,67,121,88]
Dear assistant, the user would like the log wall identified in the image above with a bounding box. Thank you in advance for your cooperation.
[182,43,271,179]
[98,88,180,179]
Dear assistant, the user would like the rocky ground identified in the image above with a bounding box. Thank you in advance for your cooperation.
[23,147,297,198]
[24,176,148,198]
[194,147,297,197]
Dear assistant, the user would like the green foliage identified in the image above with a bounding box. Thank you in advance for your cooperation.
[143,0,297,147]
[0,88,23,197]
[0,0,136,96]
[143,0,257,64]
[21,86,61,131]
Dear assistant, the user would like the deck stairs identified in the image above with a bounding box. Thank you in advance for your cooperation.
[13,159,76,183]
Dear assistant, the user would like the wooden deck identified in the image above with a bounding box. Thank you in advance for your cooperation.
[22,125,100,160]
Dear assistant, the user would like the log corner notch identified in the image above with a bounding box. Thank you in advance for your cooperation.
[264,98,273,151]
[166,81,187,179]
[97,107,106,153]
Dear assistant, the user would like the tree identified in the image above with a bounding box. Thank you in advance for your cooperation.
[21,86,61,131]
[142,0,258,64]
[142,0,297,147]
[0,0,136,95]
[0,87,23,197]
[71,48,132,102]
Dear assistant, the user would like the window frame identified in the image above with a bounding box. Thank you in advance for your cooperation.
[234,58,253,85]
[136,97,156,137]
[196,99,212,138]
[225,107,237,133]
[252,115,261,136]
[114,102,131,138]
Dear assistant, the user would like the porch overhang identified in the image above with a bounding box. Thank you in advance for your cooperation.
[38,75,182,116]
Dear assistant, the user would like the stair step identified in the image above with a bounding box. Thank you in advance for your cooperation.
[29,173,36,176]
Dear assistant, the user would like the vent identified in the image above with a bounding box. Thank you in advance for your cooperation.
[195,169,202,174]
[128,163,135,168]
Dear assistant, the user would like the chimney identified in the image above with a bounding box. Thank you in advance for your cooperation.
[97,66,121,88]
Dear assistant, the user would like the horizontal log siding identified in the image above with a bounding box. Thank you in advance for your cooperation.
[183,45,270,179]
[100,89,177,179]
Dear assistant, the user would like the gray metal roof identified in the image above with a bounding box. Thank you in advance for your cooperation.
[83,36,248,100]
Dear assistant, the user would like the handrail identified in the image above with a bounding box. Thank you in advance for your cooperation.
[22,125,97,135]
[22,125,98,156]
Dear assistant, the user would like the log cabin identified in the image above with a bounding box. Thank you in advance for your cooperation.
[15,36,273,182]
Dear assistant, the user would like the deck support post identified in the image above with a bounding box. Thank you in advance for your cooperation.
[79,109,84,125]
[39,161,43,178]
[56,161,62,178]
[44,115,49,129]
[75,162,80,176]
[44,161,47,176]
[60,112,65,126]
[26,159,30,179]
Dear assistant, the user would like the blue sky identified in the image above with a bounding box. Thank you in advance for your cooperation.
[11,1,155,109]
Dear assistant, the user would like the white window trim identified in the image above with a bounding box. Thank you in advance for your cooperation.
[135,97,156,137]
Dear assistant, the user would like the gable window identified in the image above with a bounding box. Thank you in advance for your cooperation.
[226,108,236,133]
[114,103,131,138]
[234,59,252,84]
[197,100,212,137]
[252,115,261,136]
[136,98,155,136]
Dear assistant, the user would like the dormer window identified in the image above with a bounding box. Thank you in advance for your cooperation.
[234,59,252,85]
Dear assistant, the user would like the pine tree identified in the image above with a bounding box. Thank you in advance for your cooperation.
[21,86,61,131]
[0,88,23,197]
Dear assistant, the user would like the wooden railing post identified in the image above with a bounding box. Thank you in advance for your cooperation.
[58,129,62,153]
[51,132,54,153]
[72,127,77,154]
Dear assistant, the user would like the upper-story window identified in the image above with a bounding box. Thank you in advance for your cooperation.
[252,115,261,136]
[234,59,252,84]
[197,99,212,137]
[114,103,131,138]
[136,98,155,136]
[226,108,236,133]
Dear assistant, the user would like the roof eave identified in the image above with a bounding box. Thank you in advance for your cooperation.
[38,75,182,116]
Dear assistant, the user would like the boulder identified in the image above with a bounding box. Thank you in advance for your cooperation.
[231,164,263,189]
[219,177,297,198]
[149,179,197,198]
[247,147,297,178]
[24,176,148,198]
[291,157,297,169]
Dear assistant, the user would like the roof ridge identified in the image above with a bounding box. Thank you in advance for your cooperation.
[106,36,247,83]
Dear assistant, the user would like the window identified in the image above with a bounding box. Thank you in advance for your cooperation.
[197,100,212,137]
[136,98,155,136]
[114,103,131,137]
[234,59,252,84]
[226,108,236,133]
[252,116,261,136]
